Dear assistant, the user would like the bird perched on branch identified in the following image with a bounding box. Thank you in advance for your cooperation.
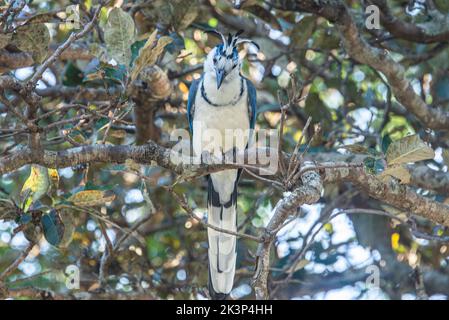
[187,30,259,299]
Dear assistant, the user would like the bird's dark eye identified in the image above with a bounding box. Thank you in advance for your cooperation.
[213,57,217,63]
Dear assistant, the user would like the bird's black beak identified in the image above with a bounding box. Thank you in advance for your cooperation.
[216,69,225,90]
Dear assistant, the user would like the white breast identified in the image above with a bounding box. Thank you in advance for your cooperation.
[192,78,250,156]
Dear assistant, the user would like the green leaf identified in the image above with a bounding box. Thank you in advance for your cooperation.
[375,159,385,174]
[17,213,32,225]
[386,134,435,166]
[363,157,385,174]
[11,23,50,63]
[381,115,414,141]
[130,39,147,67]
[62,62,84,87]
[83,62,127,85]
[103,63,127,83]
[175,1,199,30]
[381,134,392,154]
[41,209,65,247]
[103,7,136,66]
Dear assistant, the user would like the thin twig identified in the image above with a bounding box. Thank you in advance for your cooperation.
[167,187,262,242]
[243,168,284,188]
[277,96,288,178]
[0,242,35,283]
[286,117,312,182]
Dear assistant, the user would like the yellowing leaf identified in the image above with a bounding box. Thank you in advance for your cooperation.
[379,165,411,184]
[104,8,136,66]
[21,165,50,211]
[324,222,333,234]
[292,259,309,272]
[125,159,141,172]
[391,233,400,250]
[68,190,115,206]
[386,134,434,166]
[130,30,173,81]
[48,168,59,186]
[178,81,189,94]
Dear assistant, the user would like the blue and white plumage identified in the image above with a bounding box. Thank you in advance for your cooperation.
[187,30,258,299]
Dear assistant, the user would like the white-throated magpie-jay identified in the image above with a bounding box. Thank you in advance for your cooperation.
[187,30,258,299]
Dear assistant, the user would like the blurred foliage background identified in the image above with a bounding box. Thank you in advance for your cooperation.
[0,0,449,300]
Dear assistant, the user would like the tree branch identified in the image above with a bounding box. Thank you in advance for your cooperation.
[370,0,449,44]
[323,165,449,227]
[0,44,94,71]
[276,0,449,130]
[253,163,322,299]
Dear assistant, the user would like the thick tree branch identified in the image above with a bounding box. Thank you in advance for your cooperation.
[0,44,94,71]
[323,165,449,227]
[0,144,448,225]
[275,0,449,130]
[308,151,449,195]
[370,0,449,44]
[253,165,322,299]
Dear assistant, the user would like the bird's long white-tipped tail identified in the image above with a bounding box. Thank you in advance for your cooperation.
[207,171,238,300]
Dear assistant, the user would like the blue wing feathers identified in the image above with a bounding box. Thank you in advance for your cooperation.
[245,78,257,130]
[187,76,202,133]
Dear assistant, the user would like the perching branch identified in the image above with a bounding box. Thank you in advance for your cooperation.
[0,142,448,226]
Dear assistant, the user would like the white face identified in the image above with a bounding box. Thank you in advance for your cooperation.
[204,46,241,87]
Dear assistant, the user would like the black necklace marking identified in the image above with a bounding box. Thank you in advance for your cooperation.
[200,76,245,107]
